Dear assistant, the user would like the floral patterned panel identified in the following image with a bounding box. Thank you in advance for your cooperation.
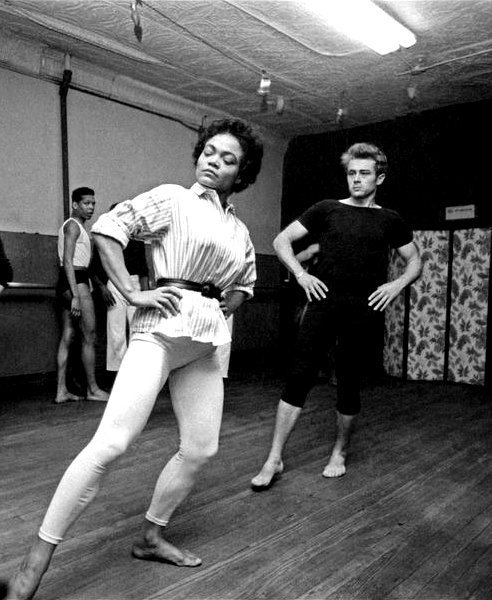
[407,230,449,381]
[448,228,490,385]
[384,250,407,377]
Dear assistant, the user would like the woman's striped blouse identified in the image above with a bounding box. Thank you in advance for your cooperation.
[91,182,256,345]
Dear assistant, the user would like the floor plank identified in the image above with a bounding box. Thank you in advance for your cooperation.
[0,373,491,599]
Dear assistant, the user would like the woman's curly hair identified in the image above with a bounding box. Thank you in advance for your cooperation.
[193,118,264,193]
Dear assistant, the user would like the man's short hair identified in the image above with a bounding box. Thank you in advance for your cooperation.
[341,143,388,177]
[72,187,95,203]
[192,118,263,194]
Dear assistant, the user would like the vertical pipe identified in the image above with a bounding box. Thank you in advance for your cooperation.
[59,60,72,220]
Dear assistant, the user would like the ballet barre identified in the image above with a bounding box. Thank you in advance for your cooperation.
[4,282,55,290]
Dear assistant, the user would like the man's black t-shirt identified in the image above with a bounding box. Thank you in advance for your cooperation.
[298,200,412,297]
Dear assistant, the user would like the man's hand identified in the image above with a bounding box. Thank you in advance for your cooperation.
[100,285,116,307]
[70,296,81,318]
[368,280,405,311]
[297,272,328,302]
[129,287,182,318]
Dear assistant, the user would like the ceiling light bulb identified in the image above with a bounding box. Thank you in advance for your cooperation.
[407,84,417,100]
[302,0,416,55]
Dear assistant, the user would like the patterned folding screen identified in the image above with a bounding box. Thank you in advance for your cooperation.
[448,228,491,384]
[383,251,406,377]
[384,228,490,385]
[407,230,449,381]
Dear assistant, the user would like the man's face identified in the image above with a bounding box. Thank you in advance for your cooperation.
[73,195,95,221]
[196,133,244,195]
[346,158,385,200]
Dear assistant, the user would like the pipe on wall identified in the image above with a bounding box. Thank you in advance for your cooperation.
[59,61,72,220]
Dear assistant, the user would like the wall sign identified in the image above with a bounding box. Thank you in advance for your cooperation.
[445,205,476,220]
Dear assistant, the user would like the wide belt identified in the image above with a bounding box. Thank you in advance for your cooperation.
[156,278,222,301]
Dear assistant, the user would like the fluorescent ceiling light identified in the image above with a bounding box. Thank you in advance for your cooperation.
[302,0,416,55]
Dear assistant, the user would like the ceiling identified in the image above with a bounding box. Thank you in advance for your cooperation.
[1,0,491,138]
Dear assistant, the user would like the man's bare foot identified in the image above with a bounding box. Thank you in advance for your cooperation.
[322,452,346,478]
[53,391,83,404]
[131,533,201,567]
[250,460,284,491]
[85,388,109,402]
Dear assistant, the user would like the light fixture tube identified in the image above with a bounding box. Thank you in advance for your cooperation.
[303,0,416,55]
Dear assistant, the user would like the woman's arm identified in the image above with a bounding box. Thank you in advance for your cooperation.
[94,234,182,317]
[93,235,135,300]
[220,290,248,319]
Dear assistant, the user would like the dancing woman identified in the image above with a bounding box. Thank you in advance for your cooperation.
[5,118,263,600]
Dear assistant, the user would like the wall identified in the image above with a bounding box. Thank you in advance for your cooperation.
[0,57,285,378]
[66,89,283,254]
[0,70,62,235]
[0,232,59,377]
[67,90,197,222]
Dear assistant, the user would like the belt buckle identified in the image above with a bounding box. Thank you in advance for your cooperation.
[201,282,218,300]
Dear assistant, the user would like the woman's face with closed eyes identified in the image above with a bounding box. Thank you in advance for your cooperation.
[195,133,244,195]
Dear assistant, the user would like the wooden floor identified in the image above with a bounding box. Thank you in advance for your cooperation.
[1,370,491,600]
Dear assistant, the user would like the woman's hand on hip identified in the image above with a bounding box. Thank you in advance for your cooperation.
[129,287,182,317]
[220,290,247,318]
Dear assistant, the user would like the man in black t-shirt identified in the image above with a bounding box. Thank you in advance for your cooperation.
[252,143,422,488]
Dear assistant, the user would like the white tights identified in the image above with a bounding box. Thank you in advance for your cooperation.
[39,333,223,544]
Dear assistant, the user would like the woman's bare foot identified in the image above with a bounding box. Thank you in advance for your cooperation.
[250,460,284,491]
[322,451,346,478]
[6,569,41,600]
[85,388,109,402]
[6,539,55,600]
[53,391,83,404]
[132,529,201,567]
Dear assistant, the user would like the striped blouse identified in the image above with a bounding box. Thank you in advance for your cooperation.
[91,182,256,345]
